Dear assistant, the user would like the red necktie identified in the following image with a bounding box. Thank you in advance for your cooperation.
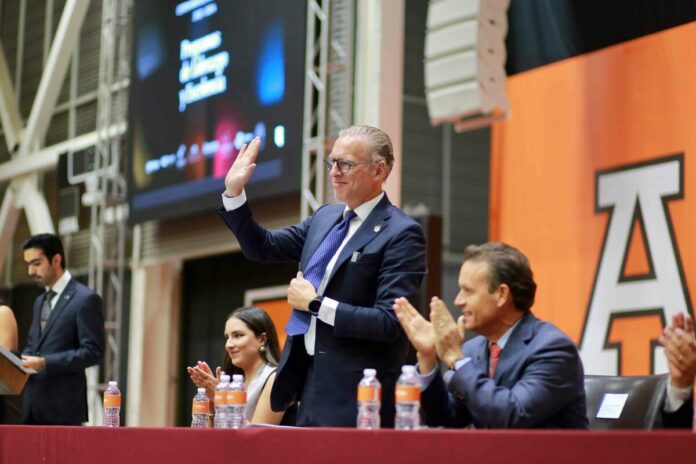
[489,342,502,378]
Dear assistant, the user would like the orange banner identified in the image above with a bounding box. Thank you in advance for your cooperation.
[490,22,696,375]
[253,298,292,350]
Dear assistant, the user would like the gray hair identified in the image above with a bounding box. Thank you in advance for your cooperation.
[338,125,394,176]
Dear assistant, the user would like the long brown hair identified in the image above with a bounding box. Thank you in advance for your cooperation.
[221,306,281,378]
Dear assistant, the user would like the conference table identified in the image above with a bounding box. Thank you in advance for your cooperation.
[1,425,694,463]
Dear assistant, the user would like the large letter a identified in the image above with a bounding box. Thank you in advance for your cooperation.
[579,155,692,375]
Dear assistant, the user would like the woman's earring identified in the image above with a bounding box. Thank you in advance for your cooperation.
[259,344,266,353]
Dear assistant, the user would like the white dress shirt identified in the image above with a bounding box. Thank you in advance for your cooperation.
[45,270,72,310]
[664,382,692,412]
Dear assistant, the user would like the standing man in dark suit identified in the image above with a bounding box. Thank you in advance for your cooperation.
[394,242,588,428]
[218,125,426,427]
[21,234,104,425]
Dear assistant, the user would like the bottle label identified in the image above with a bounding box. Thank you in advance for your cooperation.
[227,391,247,405]
[214,391,226,405]
[104,394,121,408]
[395,385,420,402]
[358,385,381,401]
[192,400,210,414]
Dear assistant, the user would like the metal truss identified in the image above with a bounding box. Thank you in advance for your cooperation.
[0,0,91,273]
[300,0,355,219]
[85,0,131,425]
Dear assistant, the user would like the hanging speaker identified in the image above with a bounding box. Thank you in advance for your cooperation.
[424,0,510,132]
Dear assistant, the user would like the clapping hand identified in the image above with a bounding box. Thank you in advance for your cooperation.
[394,296,466,373]
[429,297,465,369]
[660,312,696,389]
[394,297,437,373]
[186,361,222,400]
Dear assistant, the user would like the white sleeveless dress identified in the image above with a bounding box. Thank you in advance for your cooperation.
[245,363,277,421]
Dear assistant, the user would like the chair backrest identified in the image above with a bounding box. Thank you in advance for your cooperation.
[584,374,668,429]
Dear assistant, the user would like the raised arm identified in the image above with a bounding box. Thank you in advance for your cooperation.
[224,137,260,197]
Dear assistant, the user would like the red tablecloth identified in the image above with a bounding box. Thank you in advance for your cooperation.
[1,425,694,464]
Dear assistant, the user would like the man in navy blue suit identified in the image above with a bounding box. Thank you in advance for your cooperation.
[218,125,426,427]
[394,242,588,428]
[21,234,104,425]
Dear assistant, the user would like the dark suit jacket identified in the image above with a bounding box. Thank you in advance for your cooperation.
[22,277,105,425]
[218,194,426,426]
[662,396,694,428]
[422,312,589,428]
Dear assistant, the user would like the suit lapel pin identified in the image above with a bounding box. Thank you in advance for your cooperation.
[373,225,382,232]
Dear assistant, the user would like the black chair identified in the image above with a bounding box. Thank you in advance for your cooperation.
[584,374,668,429]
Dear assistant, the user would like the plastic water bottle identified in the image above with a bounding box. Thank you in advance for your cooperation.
[395,365,421,430]
[214,374,230,428]
[103,380,121,427]
[227,374,247,429]
[356,368,381,429]
[191,387,210,428]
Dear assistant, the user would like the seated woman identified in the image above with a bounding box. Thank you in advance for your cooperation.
[0,299,18,423]
[187,306,292,425]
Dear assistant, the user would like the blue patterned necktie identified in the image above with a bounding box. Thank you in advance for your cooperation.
[285,210,357,336]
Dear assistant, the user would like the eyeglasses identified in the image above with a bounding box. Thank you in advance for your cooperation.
[324,157,373,174]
